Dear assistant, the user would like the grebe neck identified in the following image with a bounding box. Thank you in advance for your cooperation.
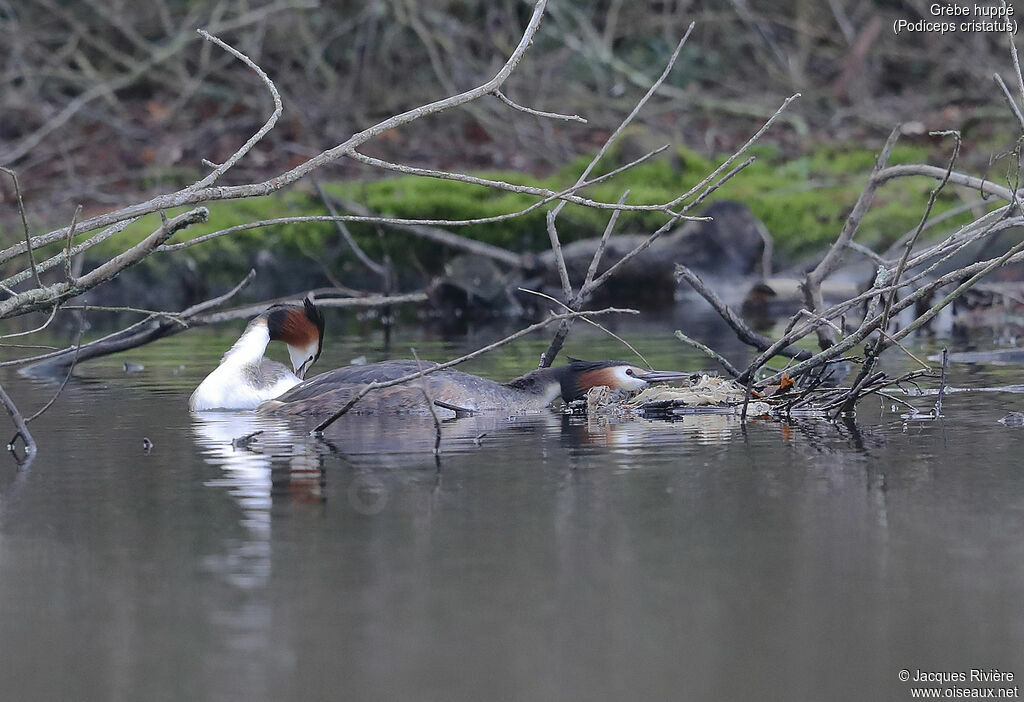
[221,322,271,367]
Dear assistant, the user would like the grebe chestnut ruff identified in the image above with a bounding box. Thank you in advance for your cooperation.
[257,358,692,416]
[189,299,324,411]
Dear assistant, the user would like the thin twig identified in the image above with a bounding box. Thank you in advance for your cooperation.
[994,72,1024,133]
[61,304,189,327]
[492,89,587,123]
[664,94,800,210]
[1,383,36,463]
[555,23,695,223]
[545,211,573,301]
[192,29,282,189]
[586,157,756,296]
[676,265,812,362]
[881,198,994,261]
[411,348,442,457]
[582,190,629,292]
[0,304,59,340]
[934,348,948,417]
[64,205,83,283]
[0,167,40,288]
[312,180,386,278]
[26,325,83,422]
[674,330,741,377]
[518,287,650,368]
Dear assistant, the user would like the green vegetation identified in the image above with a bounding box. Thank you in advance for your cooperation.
[77,139,976,286]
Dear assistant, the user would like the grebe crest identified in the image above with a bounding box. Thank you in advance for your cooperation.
[189,298,325,411]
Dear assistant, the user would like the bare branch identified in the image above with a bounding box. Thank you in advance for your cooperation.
[0,167,40,288]
[0,207,209,320]
[803,125,901,350]
[64,205,83,283]
[191,29,281,190]
[346,150,687,213]
[26,326,83,422]
[519,287,650,369]
[873,165,1014,200]
[995,72,1024,133]
[492,89,587,123]
[674,330,741,378]
[586,157,757,299]
[545,211,573,300]
[312,181,386,278]
[665,93,801,210]
[676,264,812,362]
[1,0,553,263]
[1,383,36,464]
[410,348,443,457]
[74,208,208,289]
[551,22,695,224]
[583,190,629,292]
[1,219,134,291]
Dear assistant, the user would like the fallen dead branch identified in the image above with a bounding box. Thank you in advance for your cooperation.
[672,36,1024,417]
[11,276,431,374]
[1,383,36,465]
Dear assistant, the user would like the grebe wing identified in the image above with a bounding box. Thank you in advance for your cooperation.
[272,360,440,403]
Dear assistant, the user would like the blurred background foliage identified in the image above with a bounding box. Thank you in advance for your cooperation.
[0,0,1018,288]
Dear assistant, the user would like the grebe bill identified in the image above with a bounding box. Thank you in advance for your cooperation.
[189,299,325,411]
[258,358,692,416]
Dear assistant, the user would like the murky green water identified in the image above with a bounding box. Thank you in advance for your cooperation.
[2,315,1024,701]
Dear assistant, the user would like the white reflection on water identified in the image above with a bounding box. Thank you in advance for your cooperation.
[192,411,323,589]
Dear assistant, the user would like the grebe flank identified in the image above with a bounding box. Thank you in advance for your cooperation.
[189,298,325,411]
[257,358,691,416]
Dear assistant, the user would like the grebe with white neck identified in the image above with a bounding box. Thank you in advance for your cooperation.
[189,299,325,411]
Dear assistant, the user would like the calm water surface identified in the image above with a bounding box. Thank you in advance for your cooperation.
[1,316,1023,701]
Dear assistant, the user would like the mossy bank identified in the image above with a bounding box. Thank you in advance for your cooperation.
[4,139,987,308]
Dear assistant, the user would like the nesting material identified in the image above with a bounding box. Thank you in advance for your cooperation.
[627,374,746,406]
[580,374,773,418]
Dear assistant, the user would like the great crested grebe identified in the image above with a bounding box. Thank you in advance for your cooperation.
[189,298,325,411]
[257,358,691,416]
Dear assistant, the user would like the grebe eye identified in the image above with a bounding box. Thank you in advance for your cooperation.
[625,368,634,375]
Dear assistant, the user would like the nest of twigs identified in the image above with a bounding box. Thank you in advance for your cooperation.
[570,368,944,421]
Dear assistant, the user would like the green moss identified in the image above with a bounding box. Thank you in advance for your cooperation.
[72,140,981,283]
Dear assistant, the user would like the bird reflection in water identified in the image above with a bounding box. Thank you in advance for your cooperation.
[191,412,328,589]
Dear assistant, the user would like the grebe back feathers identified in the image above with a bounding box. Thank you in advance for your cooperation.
[258,357,690,416]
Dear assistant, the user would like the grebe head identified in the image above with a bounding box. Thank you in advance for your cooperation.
[266,298,325,378]
[558,358,692,401]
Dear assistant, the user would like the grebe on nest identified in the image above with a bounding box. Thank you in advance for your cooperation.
[257,358,691,416]
[189,299,324,411]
